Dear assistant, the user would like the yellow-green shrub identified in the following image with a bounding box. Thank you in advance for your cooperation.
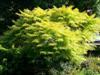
[0,6,100,75]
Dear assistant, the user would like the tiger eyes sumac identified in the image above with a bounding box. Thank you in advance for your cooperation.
[0,6,99,75]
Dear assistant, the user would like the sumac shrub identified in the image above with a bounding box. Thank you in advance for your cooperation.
[0,6,100,75]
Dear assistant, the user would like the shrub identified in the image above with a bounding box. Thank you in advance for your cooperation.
[0,6,100,75]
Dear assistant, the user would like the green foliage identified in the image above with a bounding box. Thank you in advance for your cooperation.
[69,0,99,11]
[33,0,69,9]
[51,57,100,75]
[0,6,100,75]
[95,1,100,17]
[77,69,100,75]
[68,0,100,18]
[87,57,100,73]
[50,62,78,75]
[0,0,34,34]
[77,57,100,75]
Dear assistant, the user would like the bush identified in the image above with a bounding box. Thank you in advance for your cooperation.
[0,6,100,75]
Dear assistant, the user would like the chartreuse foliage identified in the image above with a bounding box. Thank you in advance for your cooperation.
[0,6,100,75]
[0,0,69,34]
